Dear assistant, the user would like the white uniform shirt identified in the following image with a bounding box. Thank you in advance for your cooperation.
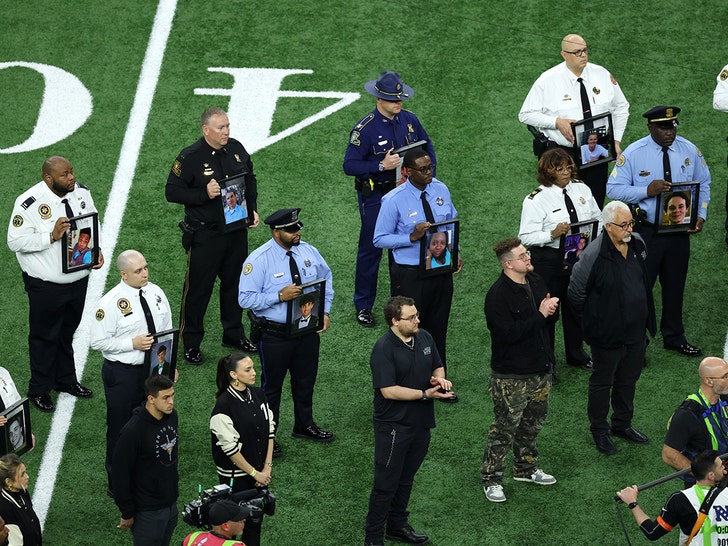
[519,181,602,249]
[7,180,97,284]
[519,62,630,146]
[90,281,173,365]
[714,64,728,112]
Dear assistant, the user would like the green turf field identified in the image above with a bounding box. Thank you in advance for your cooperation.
[2,0,728,544]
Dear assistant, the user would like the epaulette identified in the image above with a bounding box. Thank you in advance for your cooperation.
[76,182,89,190]
[572,178,586,185]
[20,196,36,210]
[527,188,543,200]
[353,113,375,131]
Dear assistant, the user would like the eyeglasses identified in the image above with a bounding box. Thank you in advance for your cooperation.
[608,220,635,230]
[562,47,590,57]
[398,313,420,322]
[409,163,435,175]
[555,164,576,173]
[509,251,531,262]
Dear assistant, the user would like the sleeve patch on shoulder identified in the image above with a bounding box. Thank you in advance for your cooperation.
[720,69,728,81]
[349,131,361,146]
[696,147,703,157]
[243,263,253,275]
[172,160,182,177]
[12,215,23,228]
[20,196,36,210]
[616,155,625,167]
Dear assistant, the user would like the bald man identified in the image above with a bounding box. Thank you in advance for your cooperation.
[662,357,728,483]
[519,33,630,206]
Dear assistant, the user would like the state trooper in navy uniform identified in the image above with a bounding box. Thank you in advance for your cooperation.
[239,208,335,457]
[7,155,100,413]
[166,107,260,365]
[343,71,435,328]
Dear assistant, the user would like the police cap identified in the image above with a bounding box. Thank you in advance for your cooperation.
[264,208,304,232]
[643,106,680,128]
[364,71,414,101]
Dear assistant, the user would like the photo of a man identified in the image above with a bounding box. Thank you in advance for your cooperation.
[294,291,319,331]
[70,228,93,266]
[7,418,23,451]
[662,191,691,225]
[149,343,171,378]
[222,187,247,225]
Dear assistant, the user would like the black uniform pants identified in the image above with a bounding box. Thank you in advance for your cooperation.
[529,247,589,367]
[259,331,320,431]
[637,226,690,346]
[22,273,87,396]
[180,228,248,349]
[390,264,453,371]
[365,422,430,541]
[103,360,146,489]
[587,340,645,433]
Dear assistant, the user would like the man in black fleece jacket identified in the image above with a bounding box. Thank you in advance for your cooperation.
[112,374,178,545]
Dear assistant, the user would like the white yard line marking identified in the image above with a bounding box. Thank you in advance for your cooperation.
[33,0,177,527]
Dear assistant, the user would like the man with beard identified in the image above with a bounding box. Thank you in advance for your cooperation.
[7,156,101,412]
[607,106,711,358]
[569,201,656,455]
[238,208,334,458]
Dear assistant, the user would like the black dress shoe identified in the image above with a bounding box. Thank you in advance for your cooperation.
[56,382,93,398]
[30,394,55,413]
[385,524,430,545]
[222,338,259,353]
[611,426,649,444]
[184,347,203,365]
[593,432,617,455]
[568,359,594,371]
[272,440,282,458]
[356,309,375,328]
[438,392,459,403]
[664,342,702,357]
[292,423,335,443]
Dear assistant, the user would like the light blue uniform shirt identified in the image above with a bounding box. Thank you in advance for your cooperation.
[373,178,457,265]
[607,134,711,221]
[238,238,334,323]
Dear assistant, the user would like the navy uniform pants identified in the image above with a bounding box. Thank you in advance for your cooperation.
[355,189,386,312]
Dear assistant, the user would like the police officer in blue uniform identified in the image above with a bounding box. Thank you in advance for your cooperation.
[166,107,259,364]
[239,209,334,456]
[343,71,435,328]
[607,106,711,356]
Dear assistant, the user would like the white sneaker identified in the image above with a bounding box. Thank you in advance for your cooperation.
[513,468,556,485]
[484,484,506,503]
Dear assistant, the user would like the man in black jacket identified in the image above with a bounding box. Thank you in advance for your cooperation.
[569,200,656,455]
[481,238,559,504]
[112,375,178,545]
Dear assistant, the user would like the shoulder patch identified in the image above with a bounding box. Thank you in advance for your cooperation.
[609,73,617,85]
[527,188,543,200]
[696,147,703,158]
[172,160,182,177]
[243,263,253,275]
[38,204,52,219]
[95,309,105,321]
[349,131,361,146]
[76,182,88,190]
[616,155,626,167]
[721,69,728,82]
[20,196,36,210]
[12,215,23,228]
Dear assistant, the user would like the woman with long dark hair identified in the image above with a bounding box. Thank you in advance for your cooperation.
[0,454,41,545]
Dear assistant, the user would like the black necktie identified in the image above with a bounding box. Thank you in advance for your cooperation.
[139,289,156,334]
[61,198,77,230]
[420,191,437,233]
[662,146,672,182]
[287,251,302,286]
[563,189,580,234]
[576,78,592,119]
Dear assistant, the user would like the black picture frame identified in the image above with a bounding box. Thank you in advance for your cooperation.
[286,279,326,337]
[0,398,31,457]
[655,182,700,234]
[62,212,100,273]
[219,172,251,232]
[393,139,428,183]
[419,219,460,277]
[145,328,179,380]
[560,219,600,269]
[571,112,616,170]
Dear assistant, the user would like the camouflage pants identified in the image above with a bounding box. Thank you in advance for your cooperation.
[480,374,550,485]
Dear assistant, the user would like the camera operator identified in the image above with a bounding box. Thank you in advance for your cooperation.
[616,449,728,543]
[183,500,247,546]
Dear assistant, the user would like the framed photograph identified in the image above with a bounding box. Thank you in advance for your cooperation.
[655,182,700,234]
[0,398,31,457]
[286,279,326,337]
[560,219,599,269]
[145,328,178,379]
[419,219,460,277]
[62,212,99,273]
[393,139,428,184]
[219,172,251,232]
[571,113,616,170]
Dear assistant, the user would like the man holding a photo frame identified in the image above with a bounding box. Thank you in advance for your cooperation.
[8,155,102,413]
[91,249,173,493]
[607,106,711,357]
[519,33,630,207]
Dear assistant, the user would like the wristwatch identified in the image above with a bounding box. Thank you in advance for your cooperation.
[378,162,384,172]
